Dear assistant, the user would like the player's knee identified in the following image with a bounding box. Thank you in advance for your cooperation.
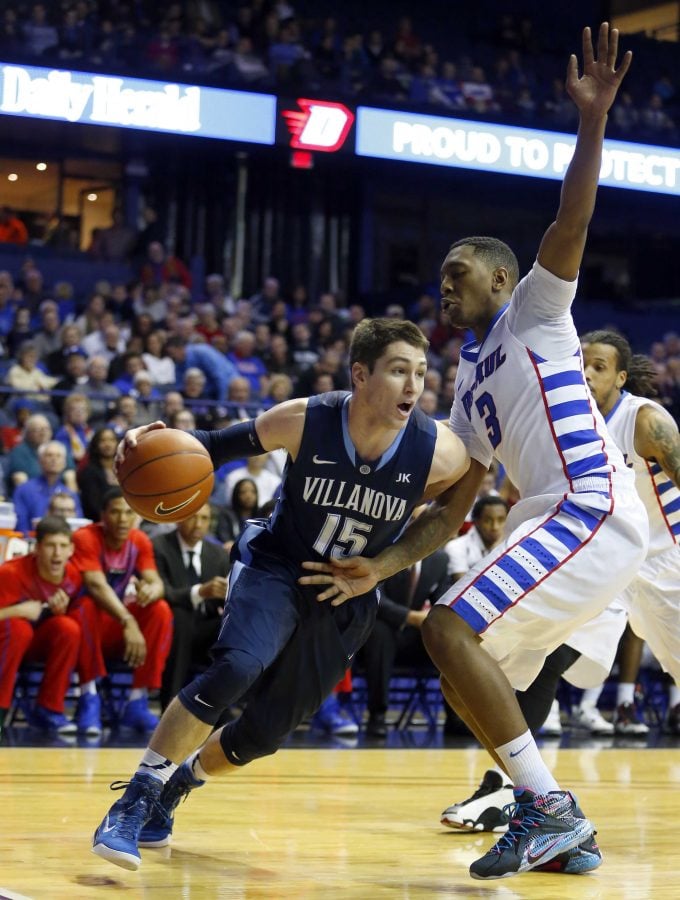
[219,717,280,766]
[422,605,473,661]
[151,598,173,626]
[180,648,263,723]
[543,644,580,678]
[59,616,82,647]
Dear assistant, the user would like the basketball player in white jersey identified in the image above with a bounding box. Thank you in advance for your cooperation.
[439,332,680,840]
[301,24,648,879]
[564,332,680,730]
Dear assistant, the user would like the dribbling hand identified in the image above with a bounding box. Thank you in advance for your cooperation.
[114,420,166,474]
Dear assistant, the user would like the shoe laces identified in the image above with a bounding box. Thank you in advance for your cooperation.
[109,780,167,840]
[491,799,546,855]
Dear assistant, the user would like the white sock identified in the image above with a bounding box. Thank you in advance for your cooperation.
[617,682,635,706]
[128,688,147,702]
[669,685,680,707]
[187,750,210,782]
[136,748,177,784]
[579,685,603,710]
[495,730,560,796]
[80,681,98,695]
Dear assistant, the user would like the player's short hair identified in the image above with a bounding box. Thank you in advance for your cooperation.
[449,236,520,288]
[36,515,72,542]
[349,318,429,373]
[581,329,658,398]
[101,486,125,510]
[472,495,508,520]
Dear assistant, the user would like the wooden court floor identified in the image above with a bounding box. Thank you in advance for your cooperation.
[1,745,678,899]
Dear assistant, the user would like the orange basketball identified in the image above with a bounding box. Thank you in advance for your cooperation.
[117,428,214,523]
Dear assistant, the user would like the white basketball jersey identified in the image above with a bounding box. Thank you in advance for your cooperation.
[605,391,680,555]
[450,261,633,504]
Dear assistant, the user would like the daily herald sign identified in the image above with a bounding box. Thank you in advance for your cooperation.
[356,106,680,196]
[0,62,276,144]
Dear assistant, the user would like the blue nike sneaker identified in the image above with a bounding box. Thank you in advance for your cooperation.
[92,773,163,871]
[138,761,205,848]
[469,787,593,880]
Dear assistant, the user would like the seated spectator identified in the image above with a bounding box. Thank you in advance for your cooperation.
[0,206,28,245]
[18,265,49,316]
[82,318,127,361]
[112,352,146,395]
[231,36,271,85]
[4,413,54,492]
[168,408,196,431]
[461,65,498,115]
[152,503,231,710]
[444,495,508,583]
[161,390,185,422]
[224,454,280,508]
[0,516,83,736]
[5,340,57,410]
[165,334,237,402]
[225,375,258,420]
[45,323,84,377]
[194,304,222,345]
[203,273,236,316]
[359,545,450,738]
[249,276,283,324]
[52,348,90,418]
[46,490,90,527]
[640,93,677,141]
[131,370,163,421]
[54,393,93,464]
[216,477,260,552]
[13,440,82,534]
[262,333,298,381]
[33,300,63,358]
[81,356,121,428]
[611,91,640,135]
[0,398,34,454]
[132,284,168,325]
[70,487,173,733]
[76,427,118,522]
[107,395,146,436]
[0,269,18,337]
[262,373,294,408]
[181,367,216,429]
[139,241,192,290]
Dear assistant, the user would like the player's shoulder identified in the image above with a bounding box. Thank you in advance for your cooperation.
[0,554,32,575]
[72,522,100,547]
[129,528,153,548]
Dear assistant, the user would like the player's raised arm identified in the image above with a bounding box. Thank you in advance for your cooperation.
[537,23,632,282]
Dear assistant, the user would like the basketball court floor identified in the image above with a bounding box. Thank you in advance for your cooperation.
[1,716,678,899]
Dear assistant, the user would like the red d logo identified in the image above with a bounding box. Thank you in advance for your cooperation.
[283,99,354,152]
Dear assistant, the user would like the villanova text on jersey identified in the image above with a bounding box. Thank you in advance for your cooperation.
[264,392,437,567]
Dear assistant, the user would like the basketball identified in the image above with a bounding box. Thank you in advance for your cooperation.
[117,428,214,523]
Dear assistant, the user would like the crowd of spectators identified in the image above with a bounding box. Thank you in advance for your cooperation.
[0,2,678,141]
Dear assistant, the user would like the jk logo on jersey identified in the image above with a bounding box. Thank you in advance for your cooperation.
[396,473,411,483]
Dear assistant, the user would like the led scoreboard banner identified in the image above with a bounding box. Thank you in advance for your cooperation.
[2,64,677,196]
[355,106,680,196]
[0,62,277,144]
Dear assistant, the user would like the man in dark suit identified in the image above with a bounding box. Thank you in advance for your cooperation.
[359,547,450,737]
[152,503,231,710]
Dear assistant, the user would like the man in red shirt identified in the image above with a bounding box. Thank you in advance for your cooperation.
[0,516,82,735]
[72,487,172,733]
[0,206,28,245]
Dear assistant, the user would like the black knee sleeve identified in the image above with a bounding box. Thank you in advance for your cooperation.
[517,644,581,735]
[178,648,263,725]
[219,716,280,766]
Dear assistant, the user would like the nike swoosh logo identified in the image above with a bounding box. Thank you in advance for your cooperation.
[101,816,116,834]
[312,455,337,465]
[155,491,201,516]
[509,740,532,758]
[193,693,213,707]
[527,837,562,864]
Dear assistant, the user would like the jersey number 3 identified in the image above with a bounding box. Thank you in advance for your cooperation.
[475,391,502,448]
[313,514,372,558]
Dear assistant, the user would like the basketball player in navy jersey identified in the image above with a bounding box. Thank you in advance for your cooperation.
[301,25,649,880]
[92,317,469,871]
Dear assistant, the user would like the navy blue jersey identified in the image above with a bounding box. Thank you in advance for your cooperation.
[254,391,437,568]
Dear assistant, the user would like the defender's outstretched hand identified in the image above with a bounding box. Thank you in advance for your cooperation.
[300,556,380,606]
[567,23,632,117]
